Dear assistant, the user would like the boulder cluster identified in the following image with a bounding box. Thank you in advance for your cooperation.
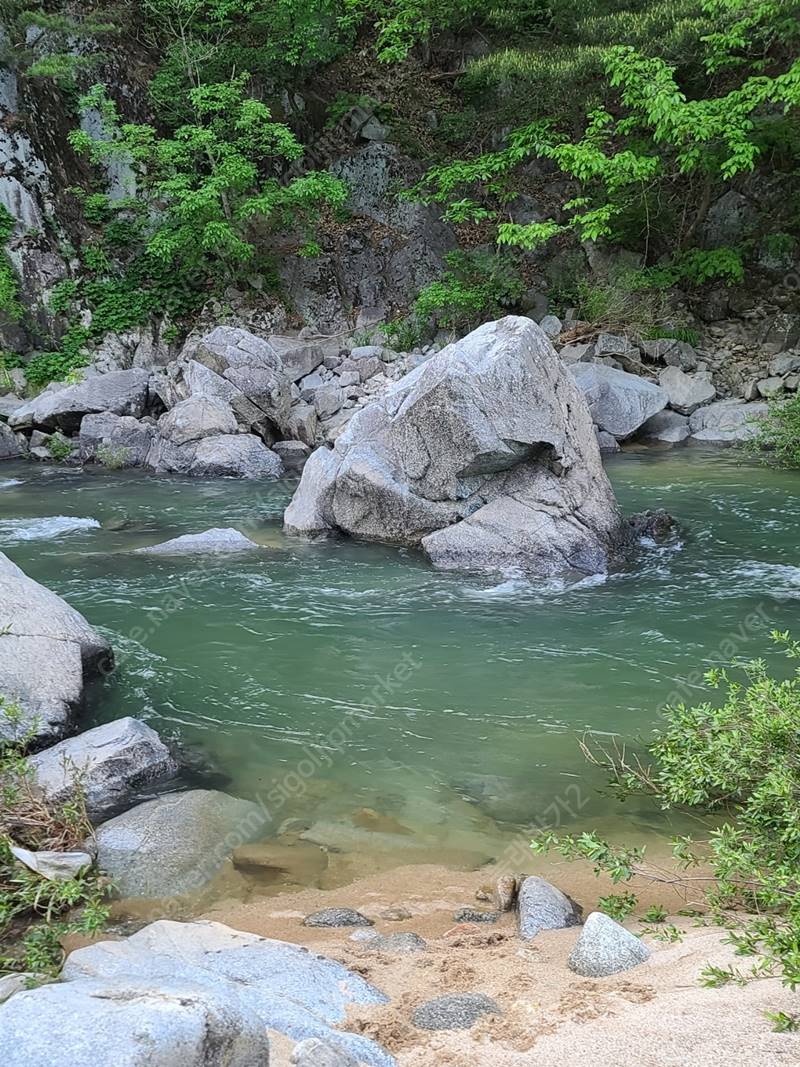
[0,326,418,477]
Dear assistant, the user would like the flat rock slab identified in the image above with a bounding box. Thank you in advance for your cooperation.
[10,370,150,434]
[0,976,272,1067]
[567,911,651,977]
[95,789,265,898]
[412,993,501,1031]
[689,399,768,443]
[61,920,394,1066]
[518,875,582,940]
[304,907,373,928]
[27,717,177,822]
[136,528,259,555]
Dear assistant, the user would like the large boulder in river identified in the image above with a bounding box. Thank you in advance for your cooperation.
[570,362,668,438]
[79,412,155,466]
[285,316,626,578]
[95,789,265,898]
[0,976,272,1067]
[27,717,178,821]
[689,398,768,443]
[9,369,150,434]
[145,394,283,479]
[0,422,24,460]
[60,920,394,1066]
[0,551,112,748]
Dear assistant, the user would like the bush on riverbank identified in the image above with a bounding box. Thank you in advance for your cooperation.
[751,395,800,468]
[532,631,800,1025]
[0,699,109,976]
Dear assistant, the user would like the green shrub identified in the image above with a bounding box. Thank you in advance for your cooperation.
[95,444,130,470]
[46,433,73,462]
[0,698,110,976]
[532,631,800,1007]
[751,393,800,468]
[412,249,525,333]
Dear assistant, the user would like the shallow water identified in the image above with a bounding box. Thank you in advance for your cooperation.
[2,448,800,872]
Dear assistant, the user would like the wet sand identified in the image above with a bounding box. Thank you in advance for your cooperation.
[197,862,800,1067]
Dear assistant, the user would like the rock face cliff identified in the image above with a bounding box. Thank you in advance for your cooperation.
[285,316,627,578]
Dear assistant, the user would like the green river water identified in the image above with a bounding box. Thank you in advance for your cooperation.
[2,447,799,876]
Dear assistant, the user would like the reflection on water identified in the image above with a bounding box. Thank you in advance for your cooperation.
[2,448,799,880]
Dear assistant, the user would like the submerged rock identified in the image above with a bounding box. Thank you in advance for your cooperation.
[135,528,259,556]
[61,919,393,1066]
[567,911,651,977]
[95,789,265,898]
[286,316,627,578]
[517,875,582,940]
[0,550,112,749]
[27,717,178,821]
[412,992,500,1031]
[304,907,373,929]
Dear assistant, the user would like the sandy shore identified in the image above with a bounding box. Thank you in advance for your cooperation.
[199,863,800,1067]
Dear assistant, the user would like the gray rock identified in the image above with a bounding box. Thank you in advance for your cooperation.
[190,325,283,374]
[157,396,238,446]
[9,370,150,434]
[147,432,283,479]
[291,1038,358,1067]
[570,363,668,438]
[661,341,699,372]
[310,384,344,418]
[263,336,325,382]
[539,314,562,339]
[595,428,620,453]
[27,717,178,821]
[287,317,625,579]
[703,189,757,248]
[79,412,154,467]
[757,376,785,399]
[187,434,283,479]
[348,345,386,361]
[135,528,259,556]
[9,845,92,881]
[567,911,650,977]
[412,993,500,1031]
[62,919,393,1066]
[0,551,112,748]
[453,908,499,924]
[689,399,769,443]
[95,790,265,898]
[0,976,272,1067]
[768,352,800,377]
[360,932,426,954]
[517,876,582,940]
[0,974,31,1004]
[304,908,373,928]
[0,421,24,459]
[639,409,690,444]
[559,343,591,365]
[273,439,311,470]
[0,395,24,419]
[593,333,642,372]
[284,401,318,445]
[658,365,716,415]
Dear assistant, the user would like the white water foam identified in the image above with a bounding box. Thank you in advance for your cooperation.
[0,515,101,542]
[0,479,22,489]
